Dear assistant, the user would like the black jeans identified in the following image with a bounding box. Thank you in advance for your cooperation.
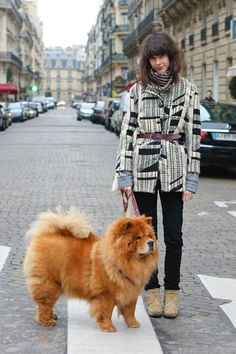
[134,182,183,290]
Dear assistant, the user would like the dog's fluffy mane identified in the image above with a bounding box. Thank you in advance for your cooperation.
[25,206,92,244]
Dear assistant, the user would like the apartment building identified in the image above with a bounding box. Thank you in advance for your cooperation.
[122,0,236,103]
[0,0,44,100]
[85,26,97,101]
[90,0,129,99]
[161,0,236,102]
[43,46,85,103]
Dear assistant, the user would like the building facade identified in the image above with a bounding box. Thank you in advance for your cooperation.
[161,0,236,102]
[84,0,130,100]
[0,0,44,100]
[123,0,163,81]
[122,0,236,103]
[43,46,86,103]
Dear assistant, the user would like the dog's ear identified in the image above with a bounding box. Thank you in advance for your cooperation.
[122,220,132,232]
[145,217,152,225]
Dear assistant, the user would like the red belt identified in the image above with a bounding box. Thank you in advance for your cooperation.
[137,133,181,140]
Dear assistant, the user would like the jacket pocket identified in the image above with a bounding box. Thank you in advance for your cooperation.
[134,145,161,173]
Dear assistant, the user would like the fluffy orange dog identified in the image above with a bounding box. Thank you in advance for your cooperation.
[24,207,158,332]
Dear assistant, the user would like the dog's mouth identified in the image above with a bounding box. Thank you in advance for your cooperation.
[139,240,155,256]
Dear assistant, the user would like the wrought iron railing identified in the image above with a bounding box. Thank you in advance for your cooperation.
[0,51,22,67]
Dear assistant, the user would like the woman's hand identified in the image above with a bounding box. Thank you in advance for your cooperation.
[182,191,194,201]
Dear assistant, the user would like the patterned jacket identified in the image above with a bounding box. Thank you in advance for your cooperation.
[116,78,201,193]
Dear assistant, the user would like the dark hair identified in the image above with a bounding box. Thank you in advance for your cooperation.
[139,31,184,86]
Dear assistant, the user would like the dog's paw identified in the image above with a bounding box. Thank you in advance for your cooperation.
[40,319,57,327]
[101,324,117,332]
[127,320,140,328]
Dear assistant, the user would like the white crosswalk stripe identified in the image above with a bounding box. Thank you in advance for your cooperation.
[198,274,236,329]
[0,245,10,272]
[67,296,163,354]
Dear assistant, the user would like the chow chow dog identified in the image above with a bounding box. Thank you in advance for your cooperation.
[24,207,158,332]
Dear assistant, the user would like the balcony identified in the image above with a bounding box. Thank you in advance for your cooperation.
[0,51,22,67]
[118,0,128,7]
[0,0,23,26]
[138,10,154,37]
[112,25,129,33]
[123,29,139,56]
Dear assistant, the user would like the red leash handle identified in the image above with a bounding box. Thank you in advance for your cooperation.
[121,190,140,217]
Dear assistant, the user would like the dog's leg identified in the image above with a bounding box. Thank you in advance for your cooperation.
[90,298,116,332]
[31,281,61,326]
[119,299,140,328]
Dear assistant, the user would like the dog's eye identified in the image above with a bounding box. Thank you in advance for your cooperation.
[135,235,141,240]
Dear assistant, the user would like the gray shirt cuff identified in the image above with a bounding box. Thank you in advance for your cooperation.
[117,171,133,188]
[186,172,199,193]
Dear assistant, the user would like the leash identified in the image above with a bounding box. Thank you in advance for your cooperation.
[121,190,140,217]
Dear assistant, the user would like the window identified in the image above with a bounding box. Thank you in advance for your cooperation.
[213,61,219,101]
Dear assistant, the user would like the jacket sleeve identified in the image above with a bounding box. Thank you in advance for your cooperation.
[115,84,139,173]
[184,85,201,174]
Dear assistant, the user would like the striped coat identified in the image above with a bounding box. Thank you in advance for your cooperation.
[116,78,201,193]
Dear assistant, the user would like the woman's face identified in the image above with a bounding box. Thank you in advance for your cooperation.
[149,54,170,74]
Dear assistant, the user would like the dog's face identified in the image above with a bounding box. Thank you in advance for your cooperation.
[111,216,157,257]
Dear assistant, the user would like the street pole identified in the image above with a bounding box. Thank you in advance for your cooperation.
[110,39,113,97]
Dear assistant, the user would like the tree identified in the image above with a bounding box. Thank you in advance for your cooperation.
[228,76,236,99]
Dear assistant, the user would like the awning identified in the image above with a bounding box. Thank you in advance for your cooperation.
[0,84,19,94]
[226,66,236,78]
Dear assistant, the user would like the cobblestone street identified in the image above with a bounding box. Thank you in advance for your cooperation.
[0,107,236,353]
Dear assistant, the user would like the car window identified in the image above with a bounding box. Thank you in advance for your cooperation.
[201,103,236,123]
[9,103,21,108]
[81,103,95,109]
[96,101,105,109]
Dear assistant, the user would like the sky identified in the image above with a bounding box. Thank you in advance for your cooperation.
[37,0,103,47]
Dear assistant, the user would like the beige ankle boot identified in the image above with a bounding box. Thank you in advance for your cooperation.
[163,290,180,318]
[145,288,162,317]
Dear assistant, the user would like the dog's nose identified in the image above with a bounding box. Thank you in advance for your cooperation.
[147,240,154,251]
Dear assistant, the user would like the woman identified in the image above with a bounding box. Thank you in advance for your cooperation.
[115,31,201,318]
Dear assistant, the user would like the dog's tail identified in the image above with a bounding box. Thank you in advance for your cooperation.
[25,206,92,244]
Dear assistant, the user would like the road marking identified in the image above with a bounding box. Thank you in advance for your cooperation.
[228,211,236,218]
[198,274,236,329]
[214,200,236,208]
[0,245,10,272]
[67,296,163,354]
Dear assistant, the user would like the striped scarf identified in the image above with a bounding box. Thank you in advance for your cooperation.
[148,69,173,93]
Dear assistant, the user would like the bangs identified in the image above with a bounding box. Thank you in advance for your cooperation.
[145,36,168,59]
[146,46,166,59]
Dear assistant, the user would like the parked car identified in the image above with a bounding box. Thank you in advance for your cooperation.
[28,101,40,115]
[200,102,236,168]
[57,100,66,107]
[46,97,57,109]
[77,102,95,120]
[8,102,29,122]
[91,100,105,124]
[0,106,7,131]
[21,102,37,119]
[0,102,12,127]
[110,92,129,135]
[32,96,48,112]
[104,99,120,130]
